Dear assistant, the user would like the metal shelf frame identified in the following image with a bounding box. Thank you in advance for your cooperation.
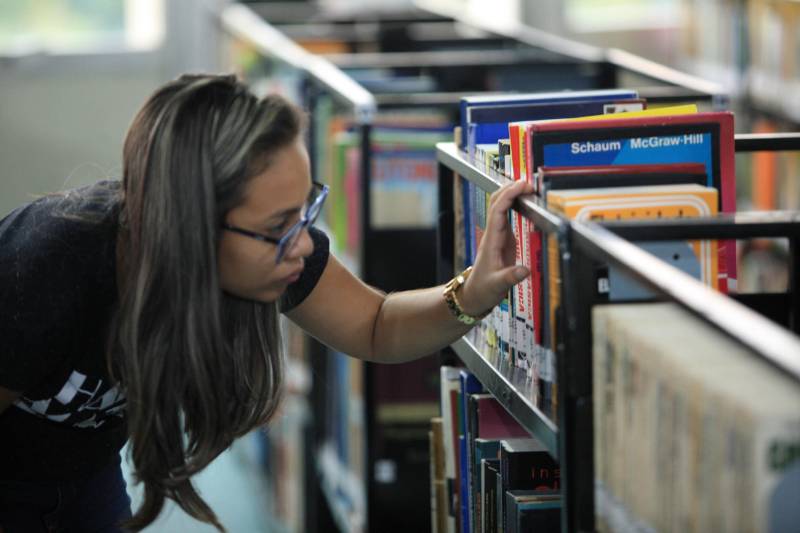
[220,3,377,124]
[436,133,800,533]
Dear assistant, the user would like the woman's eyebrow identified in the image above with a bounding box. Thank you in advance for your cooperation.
[259,184,313,224]
[261,206,301,225]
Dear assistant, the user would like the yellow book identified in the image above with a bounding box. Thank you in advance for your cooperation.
[545,184,719,351]
[554,103,698,123]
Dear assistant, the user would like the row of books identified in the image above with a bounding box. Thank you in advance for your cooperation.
[254,318,314,531]
[680,0,748,93]
[680,0,800,122]
[454,88,737,418]
[432,366,562,533]
[736,116,797,295]
[314,94,452,259]
[593,302,800,532]
[323,349,366,490]
[746,0,800,122]
[739,117,800,212]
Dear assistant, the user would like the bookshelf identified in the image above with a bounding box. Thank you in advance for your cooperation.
[436,134,800,532]
[450,336,558,457]
[220,5,375,532]
[220,2,798,532]
[678,0,800,126]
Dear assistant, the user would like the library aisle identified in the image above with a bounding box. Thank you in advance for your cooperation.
[121,434,273,533]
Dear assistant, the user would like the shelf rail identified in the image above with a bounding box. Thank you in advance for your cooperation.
[735,132,800,152]
[571,219,800,378]
[415,0,727,108]
[220,3,377,124]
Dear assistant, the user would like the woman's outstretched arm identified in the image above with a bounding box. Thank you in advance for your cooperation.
[287,179,533,363]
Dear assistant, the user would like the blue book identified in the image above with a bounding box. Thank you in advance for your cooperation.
[465,179,476,266]
[458,435,470,533]
[465,97,644,155]
[459,89,639,149]
[459,372,484,433]
[335,352,349,464]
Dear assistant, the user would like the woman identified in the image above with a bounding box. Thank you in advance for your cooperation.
[0,74,533,532]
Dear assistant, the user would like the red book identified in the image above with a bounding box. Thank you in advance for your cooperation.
[529,230,543,346]
[525,112,736,291]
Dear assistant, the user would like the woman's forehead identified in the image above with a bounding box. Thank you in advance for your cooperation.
[241,141,311,216]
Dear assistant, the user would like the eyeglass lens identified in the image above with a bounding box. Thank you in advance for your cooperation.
[277,189,324,262]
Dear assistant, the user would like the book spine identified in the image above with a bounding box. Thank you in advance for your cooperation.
[509,123,522,182]
[459,435,470,533]
[466,397,479,533]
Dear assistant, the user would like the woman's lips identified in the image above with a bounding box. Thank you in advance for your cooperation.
[284,269,302,283]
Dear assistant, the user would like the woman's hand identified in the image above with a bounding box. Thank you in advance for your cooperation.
[458,179,534,317]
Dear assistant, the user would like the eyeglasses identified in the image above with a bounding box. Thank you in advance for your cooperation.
[222,181,329,264]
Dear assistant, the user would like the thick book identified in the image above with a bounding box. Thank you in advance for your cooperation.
[500,438,560,531]
[593,302,800,532]
[458,89,639,149]
[466,394,531,531]
[505,490,561,533]
[468,394,532,441]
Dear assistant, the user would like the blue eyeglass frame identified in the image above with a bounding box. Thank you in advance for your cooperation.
[222,181,329,264]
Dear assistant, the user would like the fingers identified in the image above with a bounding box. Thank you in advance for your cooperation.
[489,179,533,212]
[481,265,530,309]
[461,264,530,316]
[486,180,533,233]
[497,265,530,290]
[480,181,533,256]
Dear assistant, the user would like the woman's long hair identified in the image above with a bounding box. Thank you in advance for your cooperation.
[109,74,302,531]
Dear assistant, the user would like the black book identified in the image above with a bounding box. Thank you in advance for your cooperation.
[500,438,560,531]
[505,490,561,533]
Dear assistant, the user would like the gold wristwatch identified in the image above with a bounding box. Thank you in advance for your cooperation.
[443,266,488,325]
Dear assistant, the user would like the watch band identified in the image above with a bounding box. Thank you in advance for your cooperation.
[443,266,488,325]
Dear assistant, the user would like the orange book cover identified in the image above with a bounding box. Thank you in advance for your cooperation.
[545,184,719,351]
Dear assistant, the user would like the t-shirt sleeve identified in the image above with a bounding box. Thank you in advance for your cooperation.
[0,198,92,392]
[280,226,330,313]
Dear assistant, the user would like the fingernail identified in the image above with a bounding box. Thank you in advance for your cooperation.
[514,266,530,281]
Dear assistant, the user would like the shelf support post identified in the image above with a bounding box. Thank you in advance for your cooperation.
[558,225,597,533]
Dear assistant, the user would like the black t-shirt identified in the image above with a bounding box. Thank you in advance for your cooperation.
[0,181,329,481]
